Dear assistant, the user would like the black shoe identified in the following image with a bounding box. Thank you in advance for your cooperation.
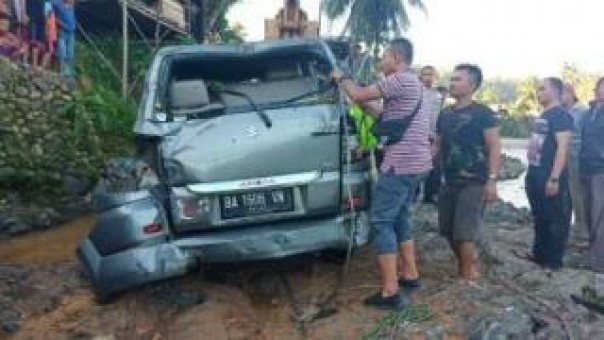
[398,278,422,290]
[363,292,408,310]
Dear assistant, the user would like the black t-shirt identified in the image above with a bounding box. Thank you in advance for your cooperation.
[527,106,573,176]
[437,102,499,185]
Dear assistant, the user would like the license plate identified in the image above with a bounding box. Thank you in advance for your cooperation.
[220,188,294,219]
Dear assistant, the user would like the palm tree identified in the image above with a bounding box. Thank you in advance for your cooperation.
[323,0,425,50]
[203,0,241,34]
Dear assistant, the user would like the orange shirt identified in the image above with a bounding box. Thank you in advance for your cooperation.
[46,11,57,43]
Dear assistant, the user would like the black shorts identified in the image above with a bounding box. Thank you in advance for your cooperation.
[438,184,485,242]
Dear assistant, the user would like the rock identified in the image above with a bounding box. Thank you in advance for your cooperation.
[467,306,536,340]
[484,201,532,225]
[62,174,91,197]
[499,153,527,181]
[1,321,21,334]
[0,56,103,238]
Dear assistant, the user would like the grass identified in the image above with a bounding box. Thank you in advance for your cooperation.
[363,303,434,340]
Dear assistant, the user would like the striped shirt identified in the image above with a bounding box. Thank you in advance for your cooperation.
[377,70,432,175]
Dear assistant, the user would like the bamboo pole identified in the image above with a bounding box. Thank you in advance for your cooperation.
[122,0,129,98]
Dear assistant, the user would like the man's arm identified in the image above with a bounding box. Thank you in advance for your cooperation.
[359,100,382,118]
[484,126,501,202]
[339,78,384,104]
[545,131,571,196]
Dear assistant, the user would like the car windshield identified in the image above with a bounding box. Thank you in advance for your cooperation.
[166,50,336,115]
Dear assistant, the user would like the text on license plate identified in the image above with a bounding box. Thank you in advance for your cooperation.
[220,188,294,219]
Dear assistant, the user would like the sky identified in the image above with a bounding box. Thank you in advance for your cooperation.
[227,0,604,79]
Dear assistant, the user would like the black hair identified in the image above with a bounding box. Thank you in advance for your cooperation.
[545,77,564,97]
[389,38,414,65]
[421,65,435,72]
[454,63,483,91]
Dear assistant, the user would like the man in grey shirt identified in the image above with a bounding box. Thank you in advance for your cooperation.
[562,83,588,241]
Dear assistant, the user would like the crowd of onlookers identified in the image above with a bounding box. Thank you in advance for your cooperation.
[0,0,76,78]
[332,37,604,310]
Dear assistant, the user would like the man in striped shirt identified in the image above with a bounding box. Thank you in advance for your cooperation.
[332,38,432,310]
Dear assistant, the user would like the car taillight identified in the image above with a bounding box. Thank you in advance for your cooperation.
[143,223,163,234]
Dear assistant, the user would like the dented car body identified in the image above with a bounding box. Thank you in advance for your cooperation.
[77,39,371,301]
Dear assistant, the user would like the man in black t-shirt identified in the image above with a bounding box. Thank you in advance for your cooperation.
[521,77,573,270]
[436,64,501,281]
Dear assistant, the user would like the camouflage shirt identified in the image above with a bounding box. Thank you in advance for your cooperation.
[437,102,499,185]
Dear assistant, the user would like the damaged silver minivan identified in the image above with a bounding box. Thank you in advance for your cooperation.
[77,39,371,302]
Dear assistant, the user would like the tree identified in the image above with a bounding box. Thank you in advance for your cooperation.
[202,0,241,36]
[513,76,539,116]
[323,0,426,51]
[561,62,598,104]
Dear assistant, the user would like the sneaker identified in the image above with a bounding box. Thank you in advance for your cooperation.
[363,292,408,310]
[398,278,422,290]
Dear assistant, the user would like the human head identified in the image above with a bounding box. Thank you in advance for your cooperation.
[537,77,564,107]
[561,83,578,107]
[420,66,437,88]
[449,63,483,99]
[379,38,413,76]
[595,77,604,103]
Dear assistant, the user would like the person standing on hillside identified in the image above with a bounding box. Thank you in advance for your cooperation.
[520,77,573,270]
[561,83,588,245]
[52,0,75,78]
[436,64,501,281]
[419,65,444,203]
[580,77,604,272]
[332,38,432,310]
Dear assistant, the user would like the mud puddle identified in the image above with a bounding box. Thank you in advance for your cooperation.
[0,216,93,265]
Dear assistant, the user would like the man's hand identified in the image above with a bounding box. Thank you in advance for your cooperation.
[330,68,345,83]
[545,179,560,197]
[484,180,499,203]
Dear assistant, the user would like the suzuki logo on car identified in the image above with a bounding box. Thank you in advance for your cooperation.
[239,177,276,188]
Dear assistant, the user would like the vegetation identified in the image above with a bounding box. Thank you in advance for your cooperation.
[363,303,433,339]
[471,64,599,138]
[324,0,425,52]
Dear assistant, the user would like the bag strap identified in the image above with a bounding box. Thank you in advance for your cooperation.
[398,87,423,137]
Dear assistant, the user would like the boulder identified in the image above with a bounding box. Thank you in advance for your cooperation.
[499,153,527,181]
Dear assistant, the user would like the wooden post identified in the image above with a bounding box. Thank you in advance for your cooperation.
[122,0,129,98]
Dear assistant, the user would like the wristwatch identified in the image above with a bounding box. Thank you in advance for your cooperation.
[488,173,498,181]
[549,177,559,183]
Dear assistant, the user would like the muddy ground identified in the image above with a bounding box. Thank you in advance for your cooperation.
[2,204,604,339]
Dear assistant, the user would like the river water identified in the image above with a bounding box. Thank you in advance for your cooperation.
[498,138,529,208]
[0,138,530,265]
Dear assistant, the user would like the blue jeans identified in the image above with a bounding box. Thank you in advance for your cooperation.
[57,30,75,77]
[370,171,425,254]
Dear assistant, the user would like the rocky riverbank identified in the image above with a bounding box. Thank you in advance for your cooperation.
[2,201,603,339]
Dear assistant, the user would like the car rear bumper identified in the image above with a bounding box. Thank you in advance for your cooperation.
[77,214,368,301]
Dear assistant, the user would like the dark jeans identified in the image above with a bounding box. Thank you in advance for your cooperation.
[525,168,572,269]
[582,172,604,272]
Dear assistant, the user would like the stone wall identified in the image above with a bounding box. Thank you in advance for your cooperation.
[0,57,103,236]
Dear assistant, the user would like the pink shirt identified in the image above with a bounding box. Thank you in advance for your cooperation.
[377,70,432,175]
